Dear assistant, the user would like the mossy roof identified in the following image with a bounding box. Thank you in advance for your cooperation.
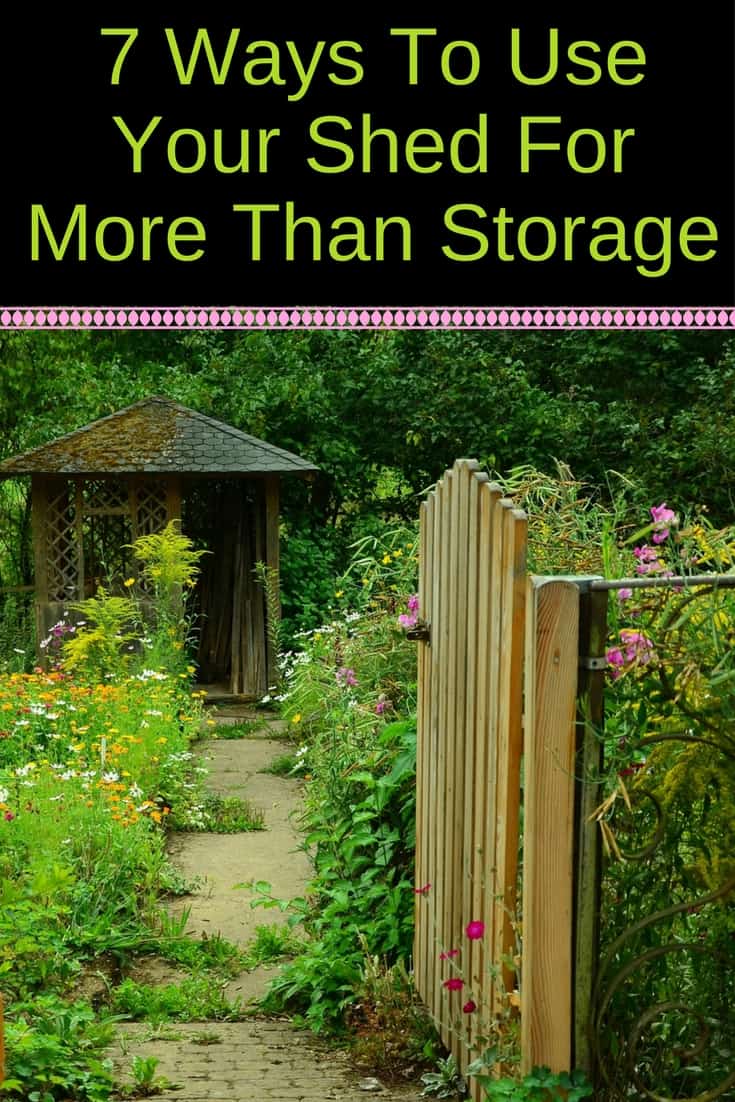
[0,397,318,477]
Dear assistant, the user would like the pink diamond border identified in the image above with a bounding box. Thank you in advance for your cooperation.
[1,306,735,329]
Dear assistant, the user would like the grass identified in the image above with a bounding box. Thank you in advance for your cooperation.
[242,924,307,970]
[205,719,264,739]
[176,793,266,833]
[259,753,299,776]
[157,931,246,976]
[111,976,243,1023]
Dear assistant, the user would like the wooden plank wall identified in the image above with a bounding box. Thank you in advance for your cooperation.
[414,459,528,1099]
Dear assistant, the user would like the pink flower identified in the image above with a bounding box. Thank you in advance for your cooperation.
[650,503,677,543]
[439,949,459,960]
[617,588,633,601]
[414,883,431,896]
[4,811,14,821]
[335,667,358,688]
[398,595,420,629]
[633,545,667,575]
[620,629,655,665]
[375,699,387,715]
[443,977,463,991]
[606,647,625,678]
[465,920,485,940]
[463,999,477,1014]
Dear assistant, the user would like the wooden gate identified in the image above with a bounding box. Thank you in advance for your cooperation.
[414,459,580,1096]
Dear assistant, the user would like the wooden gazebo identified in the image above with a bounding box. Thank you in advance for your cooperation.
[0,397,318,697]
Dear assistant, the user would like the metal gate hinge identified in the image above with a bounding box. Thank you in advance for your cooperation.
[579,655,608,670]
[406,620,431,644]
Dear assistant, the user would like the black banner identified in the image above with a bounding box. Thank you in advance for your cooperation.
[3,10,733,306]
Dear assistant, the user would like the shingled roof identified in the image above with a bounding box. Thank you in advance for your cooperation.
[0,397,318,477]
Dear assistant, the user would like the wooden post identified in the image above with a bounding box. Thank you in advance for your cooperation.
[522,578,579,1075]
[264,475,281,687]
[573,583,608,1075]
[1,990,4,1084]
[165,475,182,525]
[31,476,48,652]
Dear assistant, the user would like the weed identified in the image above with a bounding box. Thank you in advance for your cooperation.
[242,924,306,969]
[349,950,439,1081]
[118,1054,175,1097]
[208,719,263,739]
[421,1054,467,1099]
[176,793,265,833]
[259,753,299,776]
[189,1030,222,1045]
[111,977,242,1023]
[158,931,246,977]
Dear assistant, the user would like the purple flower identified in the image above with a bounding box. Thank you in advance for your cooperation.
[335,667,358,688]
[617,588,633,601]
[407,594,419,613]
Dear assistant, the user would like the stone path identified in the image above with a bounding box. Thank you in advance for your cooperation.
[109,711,423,1101]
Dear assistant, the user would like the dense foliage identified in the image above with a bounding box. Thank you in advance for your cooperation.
[2,329,735,645]
[0,526,245,1100]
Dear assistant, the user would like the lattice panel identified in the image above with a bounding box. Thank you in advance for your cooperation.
[82,478,129,513]
[83,512,132,592]
[46,482,78,601]
[135,481,168,537]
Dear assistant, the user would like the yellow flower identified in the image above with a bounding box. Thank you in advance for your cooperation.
[292,713,302,724]
[382,554,391,564]
[335,590,344,598]
[186,665,196,675]
[392,549,403,558]
[124,578,135,588]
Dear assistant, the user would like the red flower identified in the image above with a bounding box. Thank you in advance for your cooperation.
[439,949,459,960]
[443,978,463,991]
[414,883,431,896]
[463,1000,477,1014]
[465,920,485,940]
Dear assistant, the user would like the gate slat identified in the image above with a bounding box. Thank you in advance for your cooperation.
[493,505,528,1007]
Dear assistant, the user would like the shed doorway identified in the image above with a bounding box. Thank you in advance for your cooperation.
[182,479,270,698]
